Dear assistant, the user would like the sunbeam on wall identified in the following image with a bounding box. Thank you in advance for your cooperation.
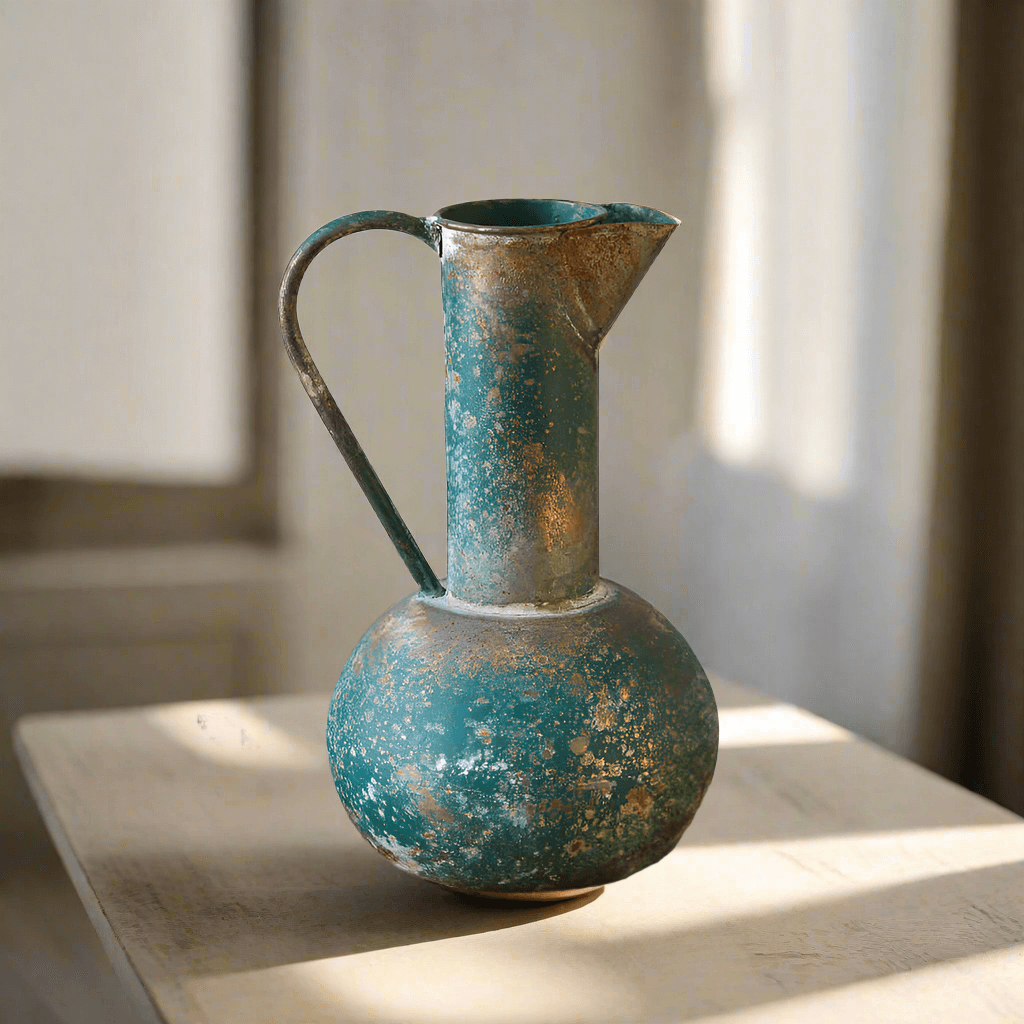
[700,0,859,500]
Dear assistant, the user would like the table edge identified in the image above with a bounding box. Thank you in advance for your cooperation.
[13,721,168,1024]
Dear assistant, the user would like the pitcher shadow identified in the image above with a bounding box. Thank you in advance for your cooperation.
[97,842,602,978]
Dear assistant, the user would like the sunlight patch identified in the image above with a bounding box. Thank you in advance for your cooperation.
[717,703,853,747]
[147,701,323,770]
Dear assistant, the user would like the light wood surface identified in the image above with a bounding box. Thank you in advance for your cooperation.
[14,678,1024,1024]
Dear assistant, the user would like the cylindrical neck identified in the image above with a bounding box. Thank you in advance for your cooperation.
[441,235,599,606]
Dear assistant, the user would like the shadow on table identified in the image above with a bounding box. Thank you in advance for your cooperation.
[101,842,602,976]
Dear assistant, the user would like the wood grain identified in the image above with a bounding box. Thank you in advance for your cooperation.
[14,678,1024,1024]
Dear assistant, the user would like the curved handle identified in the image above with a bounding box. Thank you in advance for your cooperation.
[278,211,444,596]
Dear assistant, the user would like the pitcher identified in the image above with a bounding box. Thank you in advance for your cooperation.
[279,199,718,899]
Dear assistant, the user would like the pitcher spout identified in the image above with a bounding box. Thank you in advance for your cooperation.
[554,203,680,363]
[433,200,679,363]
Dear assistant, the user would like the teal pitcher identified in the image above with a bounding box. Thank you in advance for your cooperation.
[279,200,718,899]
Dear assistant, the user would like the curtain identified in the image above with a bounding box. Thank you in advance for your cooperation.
[691,0,955,760]
[917,0,1024,815]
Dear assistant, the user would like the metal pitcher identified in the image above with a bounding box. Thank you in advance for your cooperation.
[280,199,718,899]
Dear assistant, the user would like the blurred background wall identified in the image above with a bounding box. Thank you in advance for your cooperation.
[1,0,1021,845]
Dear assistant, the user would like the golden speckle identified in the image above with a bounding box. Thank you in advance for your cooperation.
[417,790,454,823]
[623,786,654,817]
[593,687,616,731]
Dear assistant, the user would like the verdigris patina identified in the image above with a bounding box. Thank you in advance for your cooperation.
[279,199,718,899]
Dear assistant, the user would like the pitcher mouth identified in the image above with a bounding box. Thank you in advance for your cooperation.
[435,198,607,234]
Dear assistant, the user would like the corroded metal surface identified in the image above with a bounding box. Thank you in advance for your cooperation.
[281,199,719,896]
[327,581,718,895]
[439,202,677,606]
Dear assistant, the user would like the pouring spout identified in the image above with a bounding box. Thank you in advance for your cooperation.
[432,198,679,367]
[556,203,680,362]
[601,203,681,228]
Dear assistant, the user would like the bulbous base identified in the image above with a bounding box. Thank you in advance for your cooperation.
[327,579,718,897]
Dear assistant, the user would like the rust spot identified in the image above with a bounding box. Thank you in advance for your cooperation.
[417,790,455,824]
[398,763,455,824]
[566,838,590,856]
[521,441,545,476]
[509,802,536,826]
[541,739,555,759]
[545,797,573,817]
[535,472,585,552]
[593,687,616,731]
[569,733,590,755]
[623,786,654,817]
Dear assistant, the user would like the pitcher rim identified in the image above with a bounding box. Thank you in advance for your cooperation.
[433,198,608,235]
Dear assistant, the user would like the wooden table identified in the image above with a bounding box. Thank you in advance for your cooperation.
[14,679,1024,1024]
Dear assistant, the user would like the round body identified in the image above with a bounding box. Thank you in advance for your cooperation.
[327,579,718,897]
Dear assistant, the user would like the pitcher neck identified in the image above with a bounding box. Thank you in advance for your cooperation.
[443,308,599,607]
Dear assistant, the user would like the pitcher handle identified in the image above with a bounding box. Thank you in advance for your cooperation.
[278,211,444,596]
